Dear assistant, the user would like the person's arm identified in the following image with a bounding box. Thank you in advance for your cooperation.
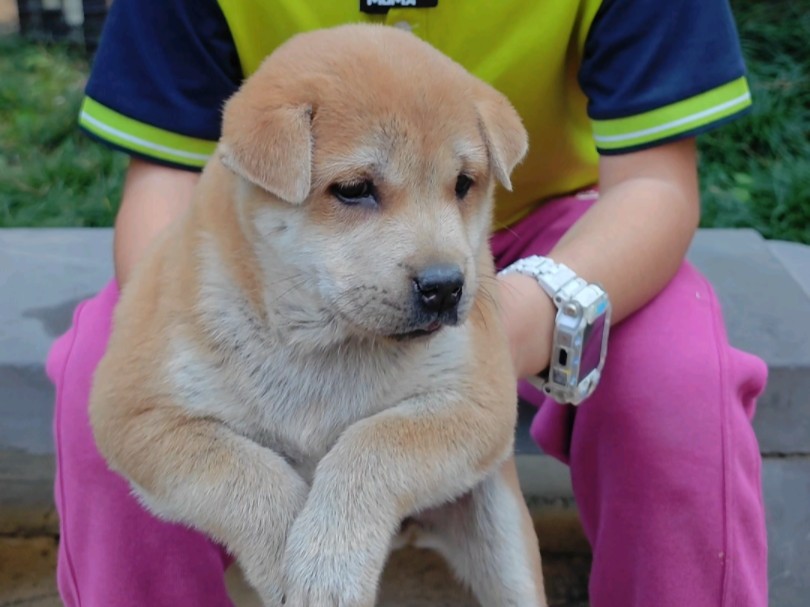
[499,136,700,379]
[114,158,200,286]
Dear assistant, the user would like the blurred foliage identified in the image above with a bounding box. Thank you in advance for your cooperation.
[698,0,810,243]
[0,36,125,227]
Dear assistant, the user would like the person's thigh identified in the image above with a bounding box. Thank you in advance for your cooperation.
[48,281,235,607]
[492,192,768,606]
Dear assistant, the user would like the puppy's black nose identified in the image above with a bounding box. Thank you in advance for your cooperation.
[414,264,464,314]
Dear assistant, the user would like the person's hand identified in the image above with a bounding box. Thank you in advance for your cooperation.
[497,273,556,379]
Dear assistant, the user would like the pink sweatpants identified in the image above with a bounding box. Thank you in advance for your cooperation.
[47,192,768,606]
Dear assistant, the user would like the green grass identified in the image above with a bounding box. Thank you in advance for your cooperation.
[0,35,126,227]
[1,0,808,243]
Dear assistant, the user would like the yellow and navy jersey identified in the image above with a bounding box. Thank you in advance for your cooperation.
[79,0,752,228]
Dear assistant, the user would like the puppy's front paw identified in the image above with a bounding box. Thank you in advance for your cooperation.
[282,579,373,607]
[282,543,378,607]
[282,511,381,607]
[282,559,375,607]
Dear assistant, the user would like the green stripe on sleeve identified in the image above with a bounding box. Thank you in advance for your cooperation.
[78,97,217,168]
[591,77,752,151]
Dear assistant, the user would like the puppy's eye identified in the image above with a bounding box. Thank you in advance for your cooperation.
[330,180,377,208]
[455,174,474,199]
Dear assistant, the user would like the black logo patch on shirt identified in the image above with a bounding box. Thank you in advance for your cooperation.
[360,0,439,14]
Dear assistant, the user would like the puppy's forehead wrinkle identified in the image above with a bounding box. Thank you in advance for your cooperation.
[315,145,391,187]
[455,139,489,168]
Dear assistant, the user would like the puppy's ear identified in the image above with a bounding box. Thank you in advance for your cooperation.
[219,93,313,204]
[475,91,528,191]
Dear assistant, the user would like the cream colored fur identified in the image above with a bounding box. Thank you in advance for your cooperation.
[90,24,546,607]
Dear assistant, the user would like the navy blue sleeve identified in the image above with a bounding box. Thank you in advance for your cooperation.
[578,0,752,153]
[85,0,243,142]
[580,0,747,119]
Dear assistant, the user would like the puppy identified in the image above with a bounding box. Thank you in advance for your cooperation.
[90,24,545,607]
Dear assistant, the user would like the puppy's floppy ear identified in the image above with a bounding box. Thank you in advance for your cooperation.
[219,90,313,204]
[475,90,529,192]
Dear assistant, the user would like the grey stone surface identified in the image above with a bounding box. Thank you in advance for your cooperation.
[0,228,113,455]
[687,229,810,455]
[769,240,810,299]
[763,457,810,607]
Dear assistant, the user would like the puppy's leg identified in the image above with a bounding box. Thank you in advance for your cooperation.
[91,404,307,606]
[282,393,517,607]
[416,457,547,606]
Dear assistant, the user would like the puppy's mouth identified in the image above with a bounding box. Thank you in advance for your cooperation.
[390,320,444,341]
[391,301,469,340]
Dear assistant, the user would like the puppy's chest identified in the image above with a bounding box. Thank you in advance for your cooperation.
[167,330,465,468]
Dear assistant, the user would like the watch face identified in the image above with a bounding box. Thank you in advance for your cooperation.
[580,313,607,378]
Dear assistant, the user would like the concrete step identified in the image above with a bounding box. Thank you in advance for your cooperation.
[768,239,810,299]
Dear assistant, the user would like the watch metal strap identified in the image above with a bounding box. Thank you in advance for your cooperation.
[499,256,578,304]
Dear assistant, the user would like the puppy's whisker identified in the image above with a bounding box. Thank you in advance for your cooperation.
[274,276,314,301]
[492,280,522,298]
[267,272,308,287]
[481,292,498,309]
[475,306,488,331]
[475,282,498,304]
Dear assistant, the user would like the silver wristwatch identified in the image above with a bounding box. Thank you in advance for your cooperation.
[499,255,611,405]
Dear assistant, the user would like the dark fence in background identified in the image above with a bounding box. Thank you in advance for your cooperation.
[16,0,107,53]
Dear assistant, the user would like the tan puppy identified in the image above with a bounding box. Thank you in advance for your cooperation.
[90,24,545,607]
